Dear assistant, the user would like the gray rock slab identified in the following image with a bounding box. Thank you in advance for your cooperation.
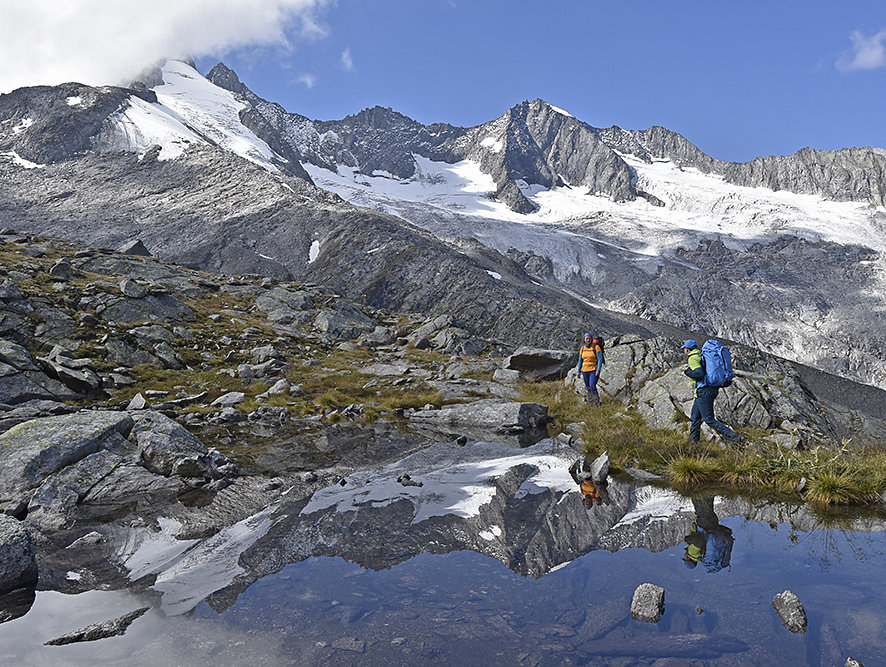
[410,398,548,435]
[211,391,246,407]
[27,450,125,531]
[119,278,147,299]
[505,347,575,381]
[0,515,37,595]
[0,364,81,405]
[117,239,152,256]
[631,582,665,623]
[0,340,37,371]
[0,411,134,502]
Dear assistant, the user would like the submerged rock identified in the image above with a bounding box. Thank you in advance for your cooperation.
[772,589,807,634]
[631,583,665,623]
[45,607,150,645]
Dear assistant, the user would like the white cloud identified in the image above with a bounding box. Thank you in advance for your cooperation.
[0,0,332,93]
[837,29,886,71]
[341,48,354,72]
[297,73,317,88]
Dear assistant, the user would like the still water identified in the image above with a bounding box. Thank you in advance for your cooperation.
[1,510,884,665]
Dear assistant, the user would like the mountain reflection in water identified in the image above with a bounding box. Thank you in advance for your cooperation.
[2,437,886,664]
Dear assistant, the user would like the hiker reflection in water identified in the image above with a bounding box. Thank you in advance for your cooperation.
[569,457,610,509]
[682,496,734,572]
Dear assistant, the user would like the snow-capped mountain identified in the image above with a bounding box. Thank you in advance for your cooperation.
[203,63,886,388]
[1,59,885,389]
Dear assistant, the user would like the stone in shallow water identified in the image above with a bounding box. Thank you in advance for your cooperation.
[631,582,665,623]
[44,607,150,645]
[772,589,807,634]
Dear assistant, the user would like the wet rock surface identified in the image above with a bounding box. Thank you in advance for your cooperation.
[772,589,808,634]
[44,607,149,646]
[0,515,37,595]
[631,583,665,623]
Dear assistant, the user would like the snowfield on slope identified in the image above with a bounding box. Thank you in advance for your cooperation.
[303,152,886,256]
[99,60,282,169]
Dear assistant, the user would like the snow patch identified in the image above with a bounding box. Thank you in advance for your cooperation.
[548,104,573,118]
[479,525,502,541]
[65,571,82,581]
[486,270,502,280]
[12,118,33,134]
[150,60,281,171]
[308,240,320,263]
[2,151,44,169]
[99,94,204,160]
[66,96,82,106]
[480,136,504,153]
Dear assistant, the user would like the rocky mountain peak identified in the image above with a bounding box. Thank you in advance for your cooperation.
[206,62,251,97]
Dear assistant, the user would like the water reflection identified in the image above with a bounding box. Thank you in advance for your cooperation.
[682,496,734,572]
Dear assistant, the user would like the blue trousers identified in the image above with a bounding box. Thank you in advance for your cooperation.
[689,386,740,443]
[582,370,600,404]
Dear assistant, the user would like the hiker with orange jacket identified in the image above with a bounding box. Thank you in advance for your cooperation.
[577,333,604,405]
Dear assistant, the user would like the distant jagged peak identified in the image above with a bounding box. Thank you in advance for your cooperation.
[206,61,251,97]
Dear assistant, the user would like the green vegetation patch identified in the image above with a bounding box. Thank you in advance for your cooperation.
[520,381,886,508]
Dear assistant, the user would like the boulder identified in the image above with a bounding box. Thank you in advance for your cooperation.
[409,399,548,439]
[119,278,147,299]
[0,340,38,371]
[505,347,575,381]
[127,393,147,410]
[772,590,807,634]
[211,392,246,407]
[258,379,290,398]
[133,411,236,481]
[589,451,610,484]
[104,339,163,368]
[314,305,376,340]
[0,411,134,502]
[49,260,74,280]
[251,345,282,363]
[129,324,174,344]
[0,362,81,406]
[0,515,37,595]
[117,239,152,256]
[631,583,665,623]
[492,369,521,384]
[26,450,125,531]
[357,326,397,348]
[153,342,184,370]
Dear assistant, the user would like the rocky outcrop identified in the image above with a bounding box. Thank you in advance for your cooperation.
[409,399,549,446]
[0,515,37,594]
[504,347,575,381]
[565,336,886,446]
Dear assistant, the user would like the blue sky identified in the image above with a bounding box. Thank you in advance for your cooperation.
[192,0,886,163]
[2,1,884,163]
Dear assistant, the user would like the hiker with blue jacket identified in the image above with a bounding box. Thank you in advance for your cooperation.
[682,339,742,444]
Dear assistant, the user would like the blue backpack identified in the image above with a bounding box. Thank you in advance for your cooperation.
[701,339,734,387]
